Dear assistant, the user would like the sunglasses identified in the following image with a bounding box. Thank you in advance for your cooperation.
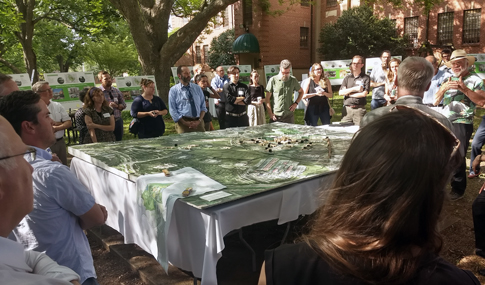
[389,105,460,159]
[0,147,36,162]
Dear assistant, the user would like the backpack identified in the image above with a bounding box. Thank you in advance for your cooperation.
[129,118,140,135]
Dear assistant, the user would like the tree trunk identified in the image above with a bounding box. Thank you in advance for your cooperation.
[108,0,239,103]
[15,0,39,83]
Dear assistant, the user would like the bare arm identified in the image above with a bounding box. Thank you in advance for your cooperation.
[348,90,368,98]
[265,92,276,121]
[79,203,107,230]
[53,120,72,132]
[301,80,316,100]
[371,81,386,88]
[448,76,485,106]
[325,79,333,98]
[339,85,360,96]
[85,115,97,143]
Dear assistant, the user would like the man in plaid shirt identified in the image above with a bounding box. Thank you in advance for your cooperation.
[98,71,126,141]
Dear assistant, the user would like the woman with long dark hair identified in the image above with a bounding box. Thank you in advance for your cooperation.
[259,109,478,284]
[83,87,115,143]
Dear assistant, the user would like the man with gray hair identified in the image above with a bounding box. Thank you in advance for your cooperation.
[434,50,485,199]
[0,73,19,97]
[32,81,71,165]
[266,59,304,123]
[361,56,452,130]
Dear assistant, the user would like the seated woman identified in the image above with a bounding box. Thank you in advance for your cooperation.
[130,78,168,139]
[259,108,479,284]
[83,87,115,143]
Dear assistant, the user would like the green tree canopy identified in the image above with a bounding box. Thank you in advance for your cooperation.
[207,29,235,69]
[319,6,408,60]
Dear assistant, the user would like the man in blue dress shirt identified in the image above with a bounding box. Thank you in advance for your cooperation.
[169,65,207,134]
[211,66,229,129]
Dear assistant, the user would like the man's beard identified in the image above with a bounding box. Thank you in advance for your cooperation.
[281,73,290,82]
[452,66,467,77]
[180,75,191,83]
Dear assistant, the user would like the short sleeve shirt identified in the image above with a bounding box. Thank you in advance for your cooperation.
[370,63,387,100]
[266,75,301,116]
[47,101,71,139]
[83,106,115,143]
[10,147,96,283]
[442,73,485,124]
[340,73,370,106]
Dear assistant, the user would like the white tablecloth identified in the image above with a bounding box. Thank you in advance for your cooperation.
[70,157,334,285]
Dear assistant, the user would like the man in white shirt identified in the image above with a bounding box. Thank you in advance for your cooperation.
[32,81,72,165]
[0,114,81,285]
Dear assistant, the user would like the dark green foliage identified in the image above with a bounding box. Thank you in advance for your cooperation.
[319,6,408,60]
[207,29,236,69]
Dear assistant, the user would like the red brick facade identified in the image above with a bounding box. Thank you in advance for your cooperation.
[374,1,485,56]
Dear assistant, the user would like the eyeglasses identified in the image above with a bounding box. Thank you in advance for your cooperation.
[351,62,361,65]
[0,147,36,162]
[39,88,53,93]
[314,68,323,71]
[389,105,460,159]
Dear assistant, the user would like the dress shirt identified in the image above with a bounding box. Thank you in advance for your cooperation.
[423,69,452,105]
[9,146,97,283]
[100,85,126,120]
[0,236,79,284]
[211,74,229,102]
[168,82,207,123]
[370,63,387,100]
[47,101,71,139]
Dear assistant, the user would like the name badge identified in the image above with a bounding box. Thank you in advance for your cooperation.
[103,113,110,118]
[238,90,244,96]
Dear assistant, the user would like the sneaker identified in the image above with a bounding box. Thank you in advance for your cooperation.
[469,171,480,179]
[449,191,464,201]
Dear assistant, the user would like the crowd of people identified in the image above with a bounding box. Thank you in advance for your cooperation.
[2,47,485,284]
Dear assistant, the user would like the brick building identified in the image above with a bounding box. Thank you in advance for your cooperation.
[375,0,484,57]
[172,5,236,67]
[232,0,362,79]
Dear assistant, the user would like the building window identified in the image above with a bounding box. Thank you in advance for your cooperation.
[463,9,481,44]
[203,45,209,63]
[437,12,454,45]
[243,0,252,27]
[327,0,338,7]
[196,46,201,63]
[300,27,309,48]
[404,16,419,45]
[301,0,310,7]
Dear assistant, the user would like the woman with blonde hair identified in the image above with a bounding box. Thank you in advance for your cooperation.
[130,78,168,138]
[301,63,333,126]
[83,87,115,143]
[259,109,478,285]
[384,58,401,105]
[248,70,267,126]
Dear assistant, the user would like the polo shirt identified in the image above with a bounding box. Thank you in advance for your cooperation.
[340,72,370,106]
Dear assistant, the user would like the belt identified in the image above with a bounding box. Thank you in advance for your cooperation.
[182,116,200,121]
[347,105,365,109]
[425,103,443,107]
[226,111,247,117]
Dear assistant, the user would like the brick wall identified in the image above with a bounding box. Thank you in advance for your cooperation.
[375,1,485,57]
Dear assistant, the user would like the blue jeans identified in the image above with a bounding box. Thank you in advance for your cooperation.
[470,115,485,173]
[370,98,387,110]
[82,278,100,285]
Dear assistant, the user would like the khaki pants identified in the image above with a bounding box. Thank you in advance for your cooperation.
[50,137,67,165]
[175,121,205,134]
[341,106,366,126]
[248,104,266,126]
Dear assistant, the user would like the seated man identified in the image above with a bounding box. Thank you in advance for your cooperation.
[0,91,107,285]
[0,115,81,285]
